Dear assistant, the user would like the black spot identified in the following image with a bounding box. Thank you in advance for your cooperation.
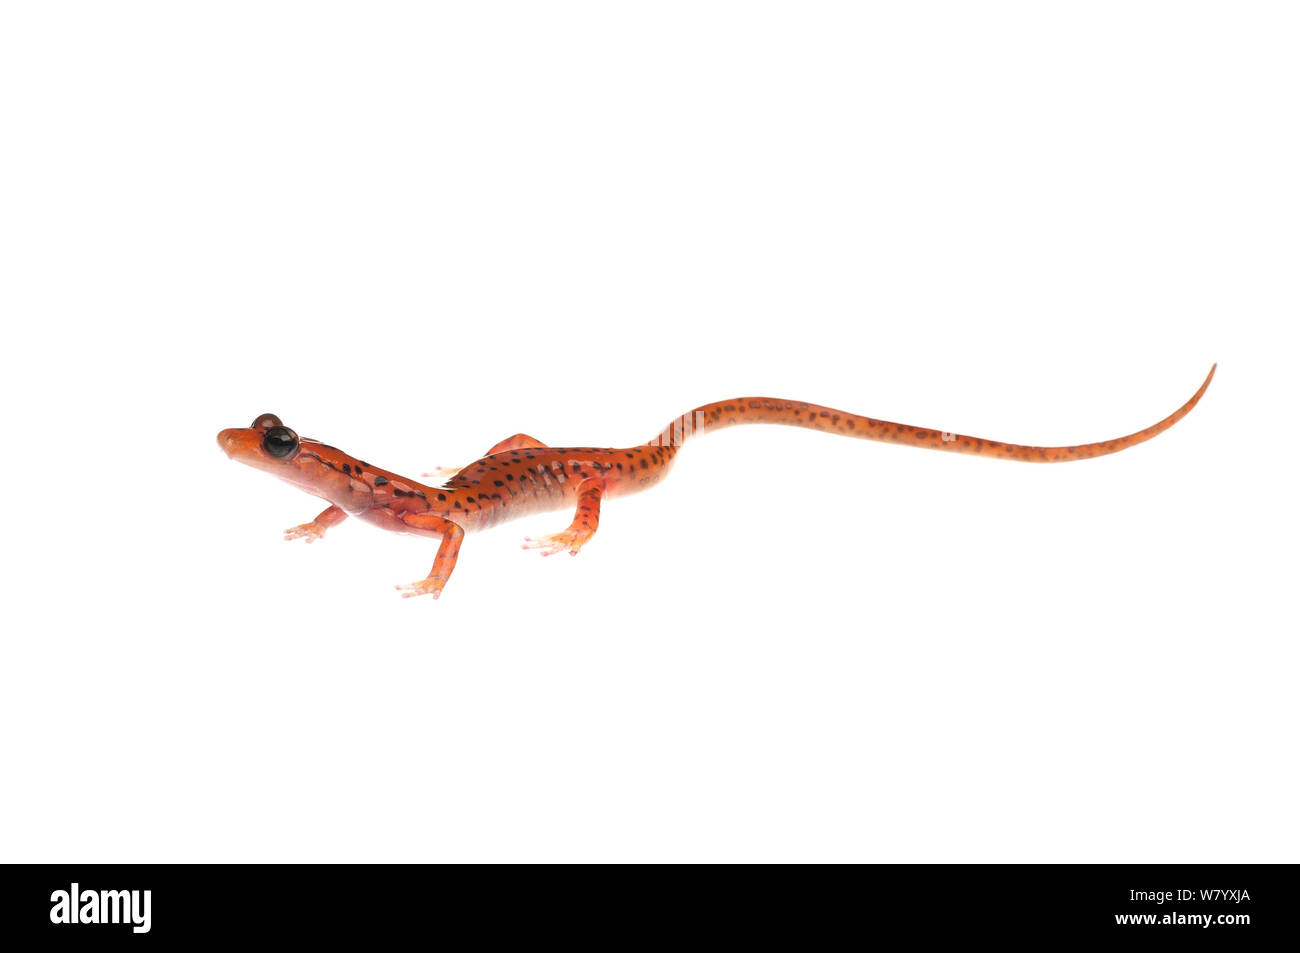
[494,480,504,487]
[342,463,351,474]
[374,476,388,486]
[437,493,447,501]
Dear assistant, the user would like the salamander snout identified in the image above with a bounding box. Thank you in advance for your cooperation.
[217,420,302,467]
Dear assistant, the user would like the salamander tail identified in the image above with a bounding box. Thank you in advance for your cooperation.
[649,364,1215,463]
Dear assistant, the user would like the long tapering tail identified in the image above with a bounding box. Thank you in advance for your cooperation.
[648,365,1215,462]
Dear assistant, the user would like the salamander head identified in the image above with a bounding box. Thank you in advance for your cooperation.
[217,413,359,499]
[218,413,426,515]
[218,413,304,471]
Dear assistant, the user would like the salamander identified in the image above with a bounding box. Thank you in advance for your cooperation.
[217,365,1215,600]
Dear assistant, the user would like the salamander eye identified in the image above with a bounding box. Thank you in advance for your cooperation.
[251,413,283,429]
[262,426,299,459]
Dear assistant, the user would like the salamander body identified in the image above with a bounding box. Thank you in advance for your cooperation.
[217,366,1215,599]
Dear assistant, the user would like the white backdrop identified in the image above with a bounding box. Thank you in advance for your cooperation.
[2,2,1296,863]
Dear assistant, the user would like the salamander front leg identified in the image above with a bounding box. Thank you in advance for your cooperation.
[523,478,603,557]
[422,434,550,478]
[394,513,466,600]
[283,504,348,543]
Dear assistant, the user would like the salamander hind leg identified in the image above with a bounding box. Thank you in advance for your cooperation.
[523,478,603,557]
[482,433,550,455]
[423,433,550,478]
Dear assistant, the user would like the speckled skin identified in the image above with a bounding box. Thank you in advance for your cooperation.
[218,365,1215,599]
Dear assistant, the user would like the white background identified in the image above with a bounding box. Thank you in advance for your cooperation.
[2,2,1296,862]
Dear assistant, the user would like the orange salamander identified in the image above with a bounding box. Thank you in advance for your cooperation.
[217,365,1215,600]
